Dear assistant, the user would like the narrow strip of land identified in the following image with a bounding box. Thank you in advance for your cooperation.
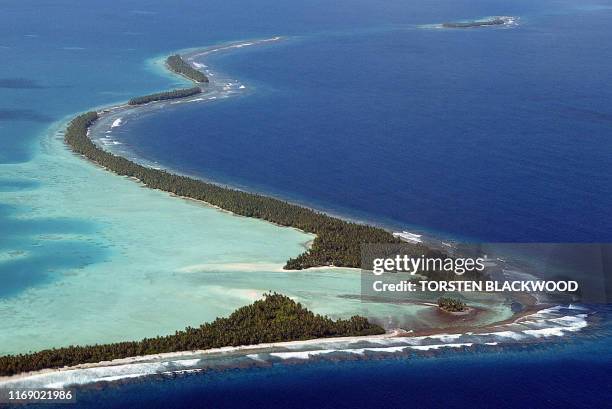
[66,51,438,270]
[0,294,383,377]
[128,86,202,105]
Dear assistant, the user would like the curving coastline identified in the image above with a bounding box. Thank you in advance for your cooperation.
[0,294,383,377]
[64,39,438,270]
[29,39,561,385]
[0,304,590,387]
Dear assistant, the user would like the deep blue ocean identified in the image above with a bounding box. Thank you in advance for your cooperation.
[115,3,612,243]
[2,0,612,407]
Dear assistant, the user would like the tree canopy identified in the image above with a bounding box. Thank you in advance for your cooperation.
[128,87,201,105]
[64,111,425,270]
[0,293,383,376]
[166,54,209,83]
[438,297,467,312]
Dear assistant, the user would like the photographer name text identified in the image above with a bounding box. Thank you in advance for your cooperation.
[372,280,579,293]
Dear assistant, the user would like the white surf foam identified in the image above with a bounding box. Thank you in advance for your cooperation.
[269,349,337,360]
[425,333,463,342]
[568,304,588,311]
[410,343,473,351]
[1,304,589,388]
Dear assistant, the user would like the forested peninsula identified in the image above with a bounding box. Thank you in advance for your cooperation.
[166,54,209,83]
[65,51,443,270]
[0,294,384,376]
[128,86,201,105]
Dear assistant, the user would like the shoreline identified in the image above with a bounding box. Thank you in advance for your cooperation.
[0,301,569,385]
[64,37,546,309]
[89,38,421,238]
[3,37,561,383]
[0,331,403,384]
[85,37,492,254]
[84,37,492,264]
[86,39,318,232]
[64,38,425,271]
[87,68,397,242]
[88,38,535,258]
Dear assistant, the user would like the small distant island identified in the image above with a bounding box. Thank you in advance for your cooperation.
[438,297,468,313]
[166,54,209,83]
[0,293,384,376]
[442,16,515,29]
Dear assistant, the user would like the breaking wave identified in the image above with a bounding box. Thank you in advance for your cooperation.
[0,305,592,389]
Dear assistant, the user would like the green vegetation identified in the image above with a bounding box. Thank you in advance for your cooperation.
[64,111,435,269]
[64,52,475,274]
[0,293,384,376]
[437,297,467,312]
[166,54,209,83]
[128,86,201,105]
